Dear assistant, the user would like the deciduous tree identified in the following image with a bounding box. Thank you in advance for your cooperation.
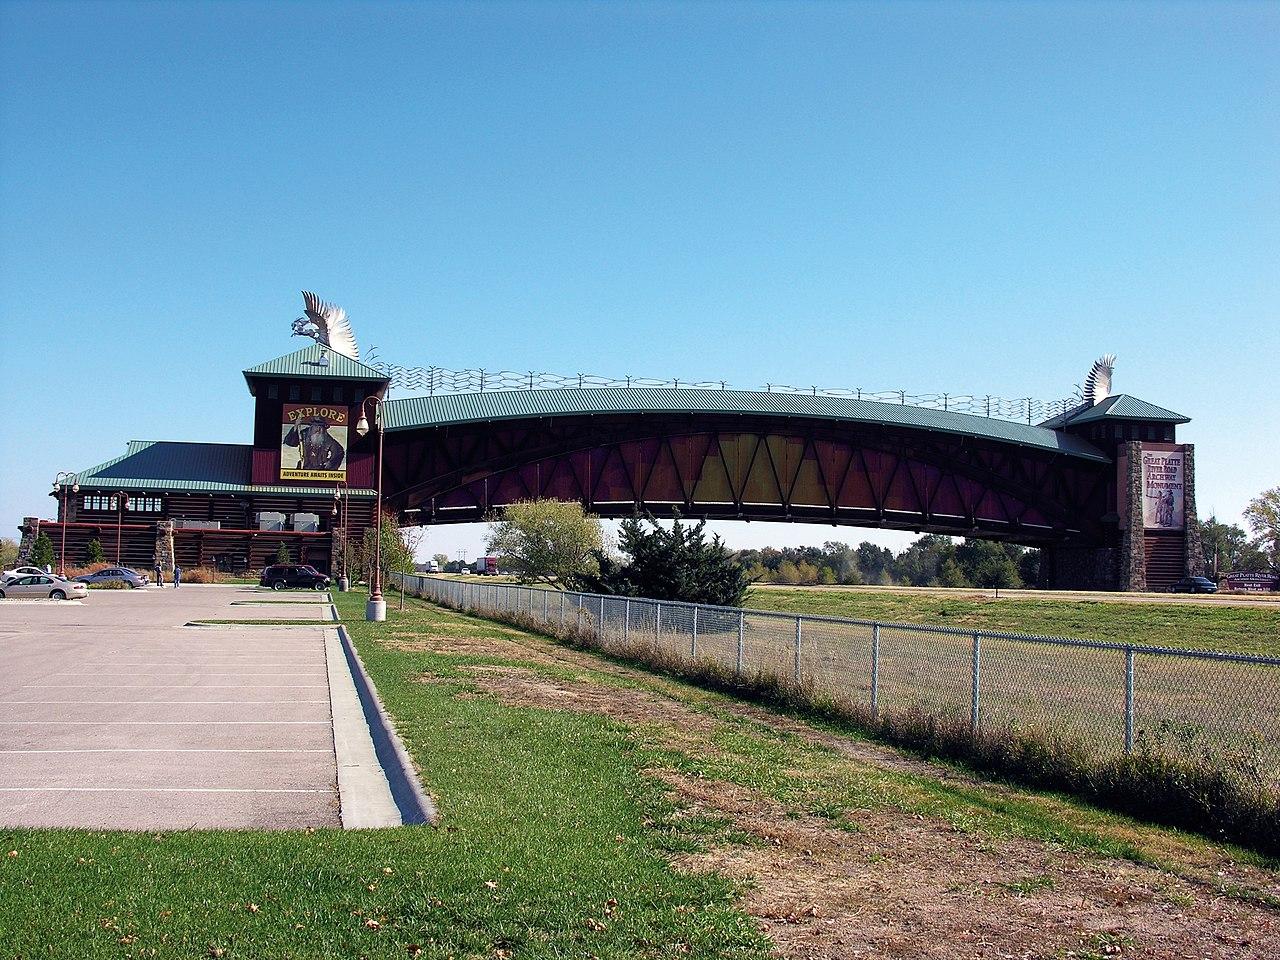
[1243,487,1280,570]
[484,499,603,585]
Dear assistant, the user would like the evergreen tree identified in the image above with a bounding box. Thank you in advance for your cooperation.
[276,542,292,565]
[30,532,55,569]
[85,539,105,564]
[574,514,750,606]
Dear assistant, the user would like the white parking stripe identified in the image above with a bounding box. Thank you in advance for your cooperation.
[24,680,327,686]
[0,700,330,705]
[0,720,331,725]
[0,787,330,794]
[0,748,331,754]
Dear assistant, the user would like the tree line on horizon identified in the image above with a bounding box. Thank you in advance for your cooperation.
[735,536,1037,590]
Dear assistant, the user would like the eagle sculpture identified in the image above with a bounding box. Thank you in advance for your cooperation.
[292,291,360,360]
[1082,354,1116,407]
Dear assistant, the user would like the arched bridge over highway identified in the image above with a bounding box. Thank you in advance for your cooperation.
[379,387,1112,543]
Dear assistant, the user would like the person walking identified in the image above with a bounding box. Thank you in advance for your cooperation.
[173,564,182,589]
[153,562,163,587]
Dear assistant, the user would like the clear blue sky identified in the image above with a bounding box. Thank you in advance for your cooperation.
[1,0,1276,560]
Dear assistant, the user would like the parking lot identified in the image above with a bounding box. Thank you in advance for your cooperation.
[0,585,350,830]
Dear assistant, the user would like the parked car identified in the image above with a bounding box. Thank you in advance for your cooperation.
[259,564,331,591]
[73,567,150,589]
[0,575,88,600]
[1168,576,1218,594]
[2,565,62,584]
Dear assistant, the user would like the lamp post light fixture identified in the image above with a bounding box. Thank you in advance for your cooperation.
[52,472,79,576]
[355,396,386,622]
[332,481,350,592]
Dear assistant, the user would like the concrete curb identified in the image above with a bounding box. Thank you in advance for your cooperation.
[335,624,436,825]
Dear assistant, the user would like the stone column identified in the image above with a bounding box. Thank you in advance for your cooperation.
[154,520,175,572]
[17,518,39,563]
[1119,441,1146,591]
[1182,444,1205,576]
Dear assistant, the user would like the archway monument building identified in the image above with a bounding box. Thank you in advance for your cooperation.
[19,296,1204,591]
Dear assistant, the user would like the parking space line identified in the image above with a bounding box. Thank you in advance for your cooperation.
[0,720,331,725]
[0,787,330,794]
[0,700,330,705]
[26,680,330,686]
[0,748,331,754]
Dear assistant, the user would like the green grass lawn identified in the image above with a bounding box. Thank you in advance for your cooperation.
[0,593,770,959]
[744,587,1280,656]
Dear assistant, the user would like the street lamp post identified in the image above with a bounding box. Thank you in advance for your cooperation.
[52,472,79,576]
[332,481,350,592]
[355,396,386,622]
[116,492,128,564]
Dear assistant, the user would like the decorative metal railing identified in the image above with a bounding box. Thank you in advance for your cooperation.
[365,355,1079,424]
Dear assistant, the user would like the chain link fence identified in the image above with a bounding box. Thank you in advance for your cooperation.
[365,358,1077,425]
[393,574,1280,796]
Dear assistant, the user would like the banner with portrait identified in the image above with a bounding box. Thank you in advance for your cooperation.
[1141,447,1184,530]
[280,403,349,482]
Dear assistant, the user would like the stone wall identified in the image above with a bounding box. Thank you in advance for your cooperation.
[1118,441,1146,591]
[1040,544,1119,591]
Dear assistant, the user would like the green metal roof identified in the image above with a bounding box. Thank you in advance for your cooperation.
[243,344,389,391]
[383,387,1110,462]
[1063,394,1190,426]
[70,441,376,497]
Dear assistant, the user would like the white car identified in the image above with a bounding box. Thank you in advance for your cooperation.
[0,575,88,600]
[2,566,64,585]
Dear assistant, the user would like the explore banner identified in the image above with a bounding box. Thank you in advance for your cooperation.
[280,403,349,481]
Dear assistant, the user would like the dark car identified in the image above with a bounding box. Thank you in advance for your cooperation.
[73,567,149,589]
[259,564,331,591]
[1168,576,1218,594]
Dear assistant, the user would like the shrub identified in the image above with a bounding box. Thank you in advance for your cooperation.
[88,579,130,590]
[181,566,221,584]
[85,539,105,564]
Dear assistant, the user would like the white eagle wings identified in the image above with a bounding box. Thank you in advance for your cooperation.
[293,291,360,360]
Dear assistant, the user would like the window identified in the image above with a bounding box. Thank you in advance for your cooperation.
[267,384,279,400]
[310,386,322,402]
[333,386,344,403]
[127,496,162,512]
[288,385,300,402]
[82,495,118,511]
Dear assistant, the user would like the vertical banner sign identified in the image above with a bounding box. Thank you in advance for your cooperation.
[280,404,349,481]
[1141,447,1184,530]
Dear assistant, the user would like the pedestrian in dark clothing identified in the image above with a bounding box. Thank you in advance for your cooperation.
[154,563,164,587]
[174,564,182,588]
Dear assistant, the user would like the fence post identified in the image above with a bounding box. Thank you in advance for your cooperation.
[970,631,982,735]
[543,589,548,624]
[655,603,661,646]
[794,617,803,684]
[1125,648,1136,753]
[736,610,745,676]
[691,606,699,658]
[560,590,566,627]
[871,622,881,718]
[599,595,605,643]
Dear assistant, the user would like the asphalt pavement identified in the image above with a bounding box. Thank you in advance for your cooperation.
[0,584,401,830]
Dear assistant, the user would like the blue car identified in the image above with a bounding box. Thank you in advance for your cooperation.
[73,567,150,589]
